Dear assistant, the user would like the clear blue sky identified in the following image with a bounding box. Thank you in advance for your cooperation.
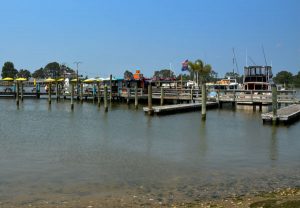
[0,0,299,78]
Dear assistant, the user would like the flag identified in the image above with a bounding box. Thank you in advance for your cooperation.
[181,59,189,71]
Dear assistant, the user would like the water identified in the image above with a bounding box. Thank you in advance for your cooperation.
[0,98,300,205]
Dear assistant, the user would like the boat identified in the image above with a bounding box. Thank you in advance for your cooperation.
[207,77,240,100]
[243,65,273,90]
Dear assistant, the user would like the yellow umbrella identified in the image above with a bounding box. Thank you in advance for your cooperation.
[2,77,14,81]
[45,78,55,82]
[70,78,78,82]
[34,78,36,86]
[83,78,97,83]
[15,78,27,81]
[56,78,64,82]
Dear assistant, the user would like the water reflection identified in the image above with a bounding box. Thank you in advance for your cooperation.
[270,125,278,161]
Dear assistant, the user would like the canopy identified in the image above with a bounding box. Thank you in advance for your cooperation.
[83,78,97,83]
[45,78,55,82]
[56,78,65,82]
[15,78,27,81]
[70,78,78,82]
[1,77,14,81]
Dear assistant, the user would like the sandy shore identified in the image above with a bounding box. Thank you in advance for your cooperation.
[0,187,299,208]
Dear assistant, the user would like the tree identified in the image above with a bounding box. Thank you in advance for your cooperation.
[188,59,212,85]
[44,62,61,78]
[273,70,293,87]
[224,71,243,83]
[124,70,133,80]
[293,71,300,87]
[17,69,31,79]
[32,67,46,79]
[1,61,18,78]
[153,69,175,80]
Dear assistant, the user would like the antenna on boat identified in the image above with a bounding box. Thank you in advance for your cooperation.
[246,48,248,67]
[232,48,239,75]
[248,56,256,65]
[262,45,268,66]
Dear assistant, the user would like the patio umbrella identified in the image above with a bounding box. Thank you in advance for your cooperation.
[1,77,14,81]
[45,78,55,82]
[15,78,27,81]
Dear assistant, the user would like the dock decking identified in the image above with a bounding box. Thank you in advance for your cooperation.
[261,104,300,123]
[143,102,218,114]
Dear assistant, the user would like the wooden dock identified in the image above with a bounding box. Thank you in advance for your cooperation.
[261,104,300,123]
[143,102,218,114]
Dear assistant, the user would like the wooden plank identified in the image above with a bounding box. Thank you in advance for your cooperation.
[261,104,300,122]
[143,102,218,114]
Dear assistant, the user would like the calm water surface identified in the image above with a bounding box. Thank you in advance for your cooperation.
[0,98,299,204]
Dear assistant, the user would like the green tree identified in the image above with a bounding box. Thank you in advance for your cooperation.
[153,69,175,80]
[124,70,133,80]
[17,69,31,79]
[224,71,243,83]
[1,61,18,78]
[44,62,61,78]
[273,70,293,87]
[293,71,300,87]
[188,59,212,85]
[32,67,46,79]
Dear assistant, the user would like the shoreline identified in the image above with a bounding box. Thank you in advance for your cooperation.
[1,187,299,208]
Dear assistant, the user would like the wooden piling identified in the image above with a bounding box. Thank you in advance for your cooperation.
[272,85,278,125]
[36,83,40,99]
[48,82,51,104]
[109,74,112,101]
[160,87,164,106]
[135,85,138,109]
[16,82,19,106]
[80,83,83,103]
[201,83,206,120]
[71,83,74,110]
[20,82,24,101]
[97,82,101,108]
[127,88,130,105]
[104,84,108,112]
[56,82,59,101]
[148,85,153,115]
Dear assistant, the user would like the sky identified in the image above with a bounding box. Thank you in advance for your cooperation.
[0,0,299,78]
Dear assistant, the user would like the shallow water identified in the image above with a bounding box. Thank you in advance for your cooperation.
[0,98,299,204]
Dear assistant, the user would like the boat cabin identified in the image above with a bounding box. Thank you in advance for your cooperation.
[243,66,273,90]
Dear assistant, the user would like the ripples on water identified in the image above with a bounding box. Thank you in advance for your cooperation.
[0,98,299,204]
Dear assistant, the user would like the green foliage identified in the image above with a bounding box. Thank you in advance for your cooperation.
[153,69,175,79]
[224,71,243,83]
[1,61,18,78]
[124,70,133,80]
[32,63,75,79]
[176,73,190,80]
[188,59,212,83]
[32,67,46,79]
[44,62,61,78]
[17,69,31,79]
[293,71,300,87]
[273,71,293,86]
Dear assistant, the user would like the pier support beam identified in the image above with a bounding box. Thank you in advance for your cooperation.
[148,85,153,115]
[20,82,24,102]
[272,84,278,125]
[135,85,138,109]
[16,82,19,106]
[104,84,108,112]
[97,82,101,108]
[201,83,207,121]
[80,83,83,104]
[71,83,74,110]
[48,82,52,105]
[160,87,164,106]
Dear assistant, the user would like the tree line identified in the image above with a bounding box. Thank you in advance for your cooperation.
[1,61,75,79]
